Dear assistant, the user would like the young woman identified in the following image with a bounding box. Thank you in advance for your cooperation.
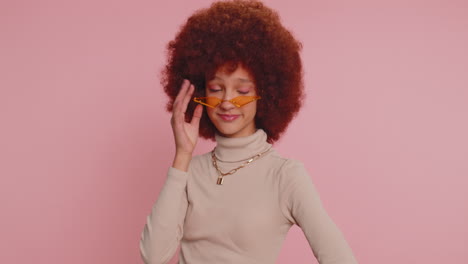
[140,1,358,263]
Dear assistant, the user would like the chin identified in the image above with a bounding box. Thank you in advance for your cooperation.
[209,113,256,138]
[215,127,239,137]
[215,124,255,138]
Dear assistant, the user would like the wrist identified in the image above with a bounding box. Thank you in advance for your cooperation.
[175,149,193,156]
[172,152,192,172]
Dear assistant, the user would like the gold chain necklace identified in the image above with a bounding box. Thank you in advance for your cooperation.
[211,147,271,185]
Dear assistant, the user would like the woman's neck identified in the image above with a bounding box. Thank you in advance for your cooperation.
[214,129,272,162]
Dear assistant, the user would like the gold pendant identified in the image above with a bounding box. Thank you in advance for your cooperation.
[217,176,224,185]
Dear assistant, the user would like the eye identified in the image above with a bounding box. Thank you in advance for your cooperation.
[207,84,222,92]
[237,87,252,95]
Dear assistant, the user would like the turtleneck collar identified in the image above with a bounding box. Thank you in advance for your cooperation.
[214,129,272,162]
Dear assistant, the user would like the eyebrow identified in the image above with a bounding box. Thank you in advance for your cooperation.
[213,76,253,83]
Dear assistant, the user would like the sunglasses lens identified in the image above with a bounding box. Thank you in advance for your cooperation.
[230,96,258,107]
[195,96,260,108]
[195,97,222,108]
[206,97,221,107]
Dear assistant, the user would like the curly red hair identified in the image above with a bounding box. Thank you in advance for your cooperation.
[161,0,304,143]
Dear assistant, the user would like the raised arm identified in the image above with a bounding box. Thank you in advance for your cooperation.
[139,167,189,264]
[139,80,203,263]
[279,160,358,264]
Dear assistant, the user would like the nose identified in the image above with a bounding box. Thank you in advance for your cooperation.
[218,91,236,110]
[218,99,236,111]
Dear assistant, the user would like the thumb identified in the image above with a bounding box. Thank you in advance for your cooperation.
[190,104,203,127]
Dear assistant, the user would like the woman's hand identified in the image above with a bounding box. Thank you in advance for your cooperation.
[170,79,203,171]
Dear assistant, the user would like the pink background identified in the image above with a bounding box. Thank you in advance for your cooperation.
[1,0,467,263]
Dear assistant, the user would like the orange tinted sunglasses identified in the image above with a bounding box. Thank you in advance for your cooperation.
[193,96,261,108]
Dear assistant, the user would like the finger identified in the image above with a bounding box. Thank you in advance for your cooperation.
[180,84,195,114]
[173,80,191,124]
[190,104,203,127]
[173,79,190,110]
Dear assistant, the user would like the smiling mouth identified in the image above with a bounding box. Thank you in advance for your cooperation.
[218,114,240,121]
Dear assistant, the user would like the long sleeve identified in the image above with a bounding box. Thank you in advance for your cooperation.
[279,160,358,264]
[139,167,189,264]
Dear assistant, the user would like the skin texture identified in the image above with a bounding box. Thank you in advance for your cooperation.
[204,65,258,138]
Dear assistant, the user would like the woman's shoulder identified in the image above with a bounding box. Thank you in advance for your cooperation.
[269,150,312,188]
[269,149,306,172]
[184,152,212,176]
[190,152,211,166]
[259,149,309,189]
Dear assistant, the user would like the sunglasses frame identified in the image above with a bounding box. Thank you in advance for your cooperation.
[193,95,261,108]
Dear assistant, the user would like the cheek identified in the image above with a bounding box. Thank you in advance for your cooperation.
[206,107,216,120]
[245,103,257,118]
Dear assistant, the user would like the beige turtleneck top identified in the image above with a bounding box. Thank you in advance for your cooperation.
[140,129,358,264]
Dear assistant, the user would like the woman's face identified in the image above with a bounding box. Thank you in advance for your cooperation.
[205,65,258,138]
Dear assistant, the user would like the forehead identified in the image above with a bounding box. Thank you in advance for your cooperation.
[206,64,254,83]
